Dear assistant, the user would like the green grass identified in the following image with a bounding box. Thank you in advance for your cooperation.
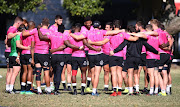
[0,65,180,107]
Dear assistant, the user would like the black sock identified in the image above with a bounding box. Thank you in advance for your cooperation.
[21,85,26,91]
[26,83,31,91]
[63,83,66,89]
[144,87,147,90]
[73,86,76,91]
[81,86,85,92]
[113,88,116,92]
[87,80,91,87]
[118,89,122,92]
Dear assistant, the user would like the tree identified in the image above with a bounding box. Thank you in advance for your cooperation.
[63,0,106,17]
[0,0,46,15]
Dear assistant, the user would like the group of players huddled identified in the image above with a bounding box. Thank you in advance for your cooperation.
[4,15,173,96]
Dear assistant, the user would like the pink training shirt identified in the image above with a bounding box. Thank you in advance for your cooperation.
[80,26,94,51]
[146,35,160,60]
[141,30,146,53]
[102,36,111,55]
[47,32,64,54]
[123,46,127,60]
[156,29,169,54]
[20,32,34,54]
[29,28,50,54]
[49,25,58,33]
[68,32,86,57]
[6,26,17,52]
[110,32,130,57]
[84,29,106,54]
[63,30,72,54]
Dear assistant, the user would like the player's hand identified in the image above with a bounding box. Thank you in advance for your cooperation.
[96,48,101,52]
[16,57,20,64]
[79,46,84,50]
[121,29,125,32]
[16,32,22,35]
[31,59,35,66]
[27,46,31,50]
[110,51,114,56]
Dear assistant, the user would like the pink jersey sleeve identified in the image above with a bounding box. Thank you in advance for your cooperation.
[101,30,107,36]
[123,32,130,40]
[29,28,37,35]
[7,26,17,35]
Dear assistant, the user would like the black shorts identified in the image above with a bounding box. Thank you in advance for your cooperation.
[4,52,10,65]
[9,56,20,68]
[20,54,32,65]
[109,56,123,67]
[64,54,72,65]
[146,59,159,68]
[51,54,65,69]
[122,60,127,72]
[72,57,87,70]
[126,57,141,70]
[139,53,146,66]
[102,54,109,66]
[88,54,104,68]
[159,53,171,66]
[34,53,50,67]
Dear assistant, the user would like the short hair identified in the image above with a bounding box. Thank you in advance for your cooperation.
[113,20,122,28]
[74,23,81,29]
[58,24,65,33]
[150,19,159,26]
[136,21,144,28]
[18,24,26,32]
[84,16,91,22]
[14,16,23,23]
[127,25,136,33]
[105,22,113,28]
[41,18,49,26]
[55,15,63,20]
[28,21,35,28]
[145,24,153,30]
[23,19,28,24]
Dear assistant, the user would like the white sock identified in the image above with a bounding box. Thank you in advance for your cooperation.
[62,81,66,83]
[92,88,96,94]
[161,89,166,94]
[46,87,51,92]
[87,77,91,81]
[169,84,172,87]
[149,87,154,94]
[104,85,109,88]
[81,83,86,87]
[50,82,54,86]
[67,83,71,86]
[21,82,26,86]
[154,87,158,94]
[6,84,10,91]
[9,84,14,91]
[37,87,42,93]
[125,87,128,90]
[27,81,32,84]
[129,87,133,93]
[72,83,77,86]
[135,85,139,92]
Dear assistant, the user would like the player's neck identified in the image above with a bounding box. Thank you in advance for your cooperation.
[140,28,145,32]
[13,23,18,28]
[54,23,58,27]
[114,28,120,30]
[41,26,48,29]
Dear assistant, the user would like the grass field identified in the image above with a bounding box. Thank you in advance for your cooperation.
[0,65,180,107]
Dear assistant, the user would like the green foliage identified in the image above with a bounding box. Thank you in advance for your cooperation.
[0,0,46,15]
[63,0,105,17]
